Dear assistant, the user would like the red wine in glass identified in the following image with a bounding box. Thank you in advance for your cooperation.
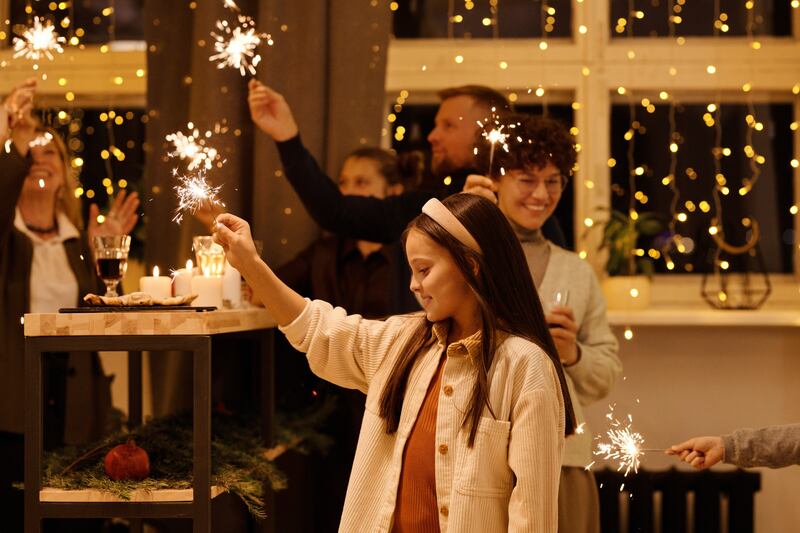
[92,235,131,297]
[96,257,127,281]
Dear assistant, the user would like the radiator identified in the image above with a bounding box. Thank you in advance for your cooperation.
[593,467,761,533]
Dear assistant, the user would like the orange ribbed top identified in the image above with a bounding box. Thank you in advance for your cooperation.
[392,353,446,533]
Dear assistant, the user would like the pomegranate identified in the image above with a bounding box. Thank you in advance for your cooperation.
[104,440,150,481]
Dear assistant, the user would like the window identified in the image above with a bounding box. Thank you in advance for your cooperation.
[610,100,794,274]
[393,0,572,39]
[388,0,800,302]
[7,0,144,45]
[609,0,791,38]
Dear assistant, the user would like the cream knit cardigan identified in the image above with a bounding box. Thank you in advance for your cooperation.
[280,298,566,532]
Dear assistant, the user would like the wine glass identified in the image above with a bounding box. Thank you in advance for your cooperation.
[551,289,570,309]
[93,235,131,297]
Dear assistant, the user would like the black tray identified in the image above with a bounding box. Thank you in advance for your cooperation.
[59,306,218,313]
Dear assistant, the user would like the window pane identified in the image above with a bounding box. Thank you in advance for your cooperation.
[44,107,147,255]
[9,0,144,45]
[610,101,795,274]
[393,0,572,39]
[390,102,576,249]
[609,0,791,38]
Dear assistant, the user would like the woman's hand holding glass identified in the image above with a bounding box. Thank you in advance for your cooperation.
[546,304,580,366]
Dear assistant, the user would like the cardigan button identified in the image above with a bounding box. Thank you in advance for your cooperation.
[440,505,449,517]
[438,443,449,455]
[443,385,453,396]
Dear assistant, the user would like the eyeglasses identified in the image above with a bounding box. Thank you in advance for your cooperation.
[511,174,568,196]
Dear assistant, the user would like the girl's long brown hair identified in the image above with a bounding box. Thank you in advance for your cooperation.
[379,194,576,446]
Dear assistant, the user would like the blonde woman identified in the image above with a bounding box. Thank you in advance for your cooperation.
[0,80,139,529]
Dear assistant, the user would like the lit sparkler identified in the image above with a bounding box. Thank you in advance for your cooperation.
[166,126,220,171]
[592,405,652,478]
[478,113,511,176]
[12,16,66,62]
[223,0,240,12]
[172,168,225,224]
[209,15,273,77]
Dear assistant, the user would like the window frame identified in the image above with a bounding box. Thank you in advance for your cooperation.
[386,0,800,306]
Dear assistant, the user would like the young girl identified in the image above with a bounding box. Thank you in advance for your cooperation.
[465,114,622,533]
[213,193,575,532]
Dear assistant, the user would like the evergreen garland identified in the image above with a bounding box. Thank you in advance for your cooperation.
[31,399,335,519]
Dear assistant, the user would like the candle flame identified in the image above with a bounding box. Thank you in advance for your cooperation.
[186,259,193,270]
[153,265,160,277]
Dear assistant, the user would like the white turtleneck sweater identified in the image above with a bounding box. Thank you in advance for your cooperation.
[514,224,622,468]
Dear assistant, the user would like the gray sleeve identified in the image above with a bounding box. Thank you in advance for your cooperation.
[722,424,800,469]
[565,264,622,406]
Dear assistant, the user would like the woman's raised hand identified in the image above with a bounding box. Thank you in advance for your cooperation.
[247,79,299,142]
[213,213,260,273]
[88,190,140,243]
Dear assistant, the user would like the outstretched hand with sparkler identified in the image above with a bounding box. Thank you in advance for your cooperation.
[666,436,725,470]
[247,80,299,142]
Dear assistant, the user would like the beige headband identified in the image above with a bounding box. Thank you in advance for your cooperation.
[421,198,482,254]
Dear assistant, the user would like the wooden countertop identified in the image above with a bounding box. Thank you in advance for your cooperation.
[24,307,278,337]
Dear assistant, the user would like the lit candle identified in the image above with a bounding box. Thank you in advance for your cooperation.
[172,259,194,297]
[191,275,223,309]
[139,266,172,300]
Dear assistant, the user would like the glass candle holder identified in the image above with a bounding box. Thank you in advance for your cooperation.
[193,236,226,277]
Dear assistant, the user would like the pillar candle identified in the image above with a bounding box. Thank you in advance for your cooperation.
[222,261,242,308]
[172,260,194,297]
[139,266,172,300]
[191,275,223,309]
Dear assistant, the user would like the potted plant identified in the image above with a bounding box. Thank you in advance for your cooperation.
[599,209,662,310]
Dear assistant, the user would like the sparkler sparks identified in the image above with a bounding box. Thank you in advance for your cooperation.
[166,127,220,171]
[12,16,66,62]
[477,112,513,176]
[172,168,224,224]
[223,0,240,12]
[593,406,646,477]
[209,15,273,77]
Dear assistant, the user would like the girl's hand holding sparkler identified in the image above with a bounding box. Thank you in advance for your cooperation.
[247,80,299,142]
[666,436,725,470]
[462,174,498,203]
[213,213,307,326]
[212,213,260,273]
